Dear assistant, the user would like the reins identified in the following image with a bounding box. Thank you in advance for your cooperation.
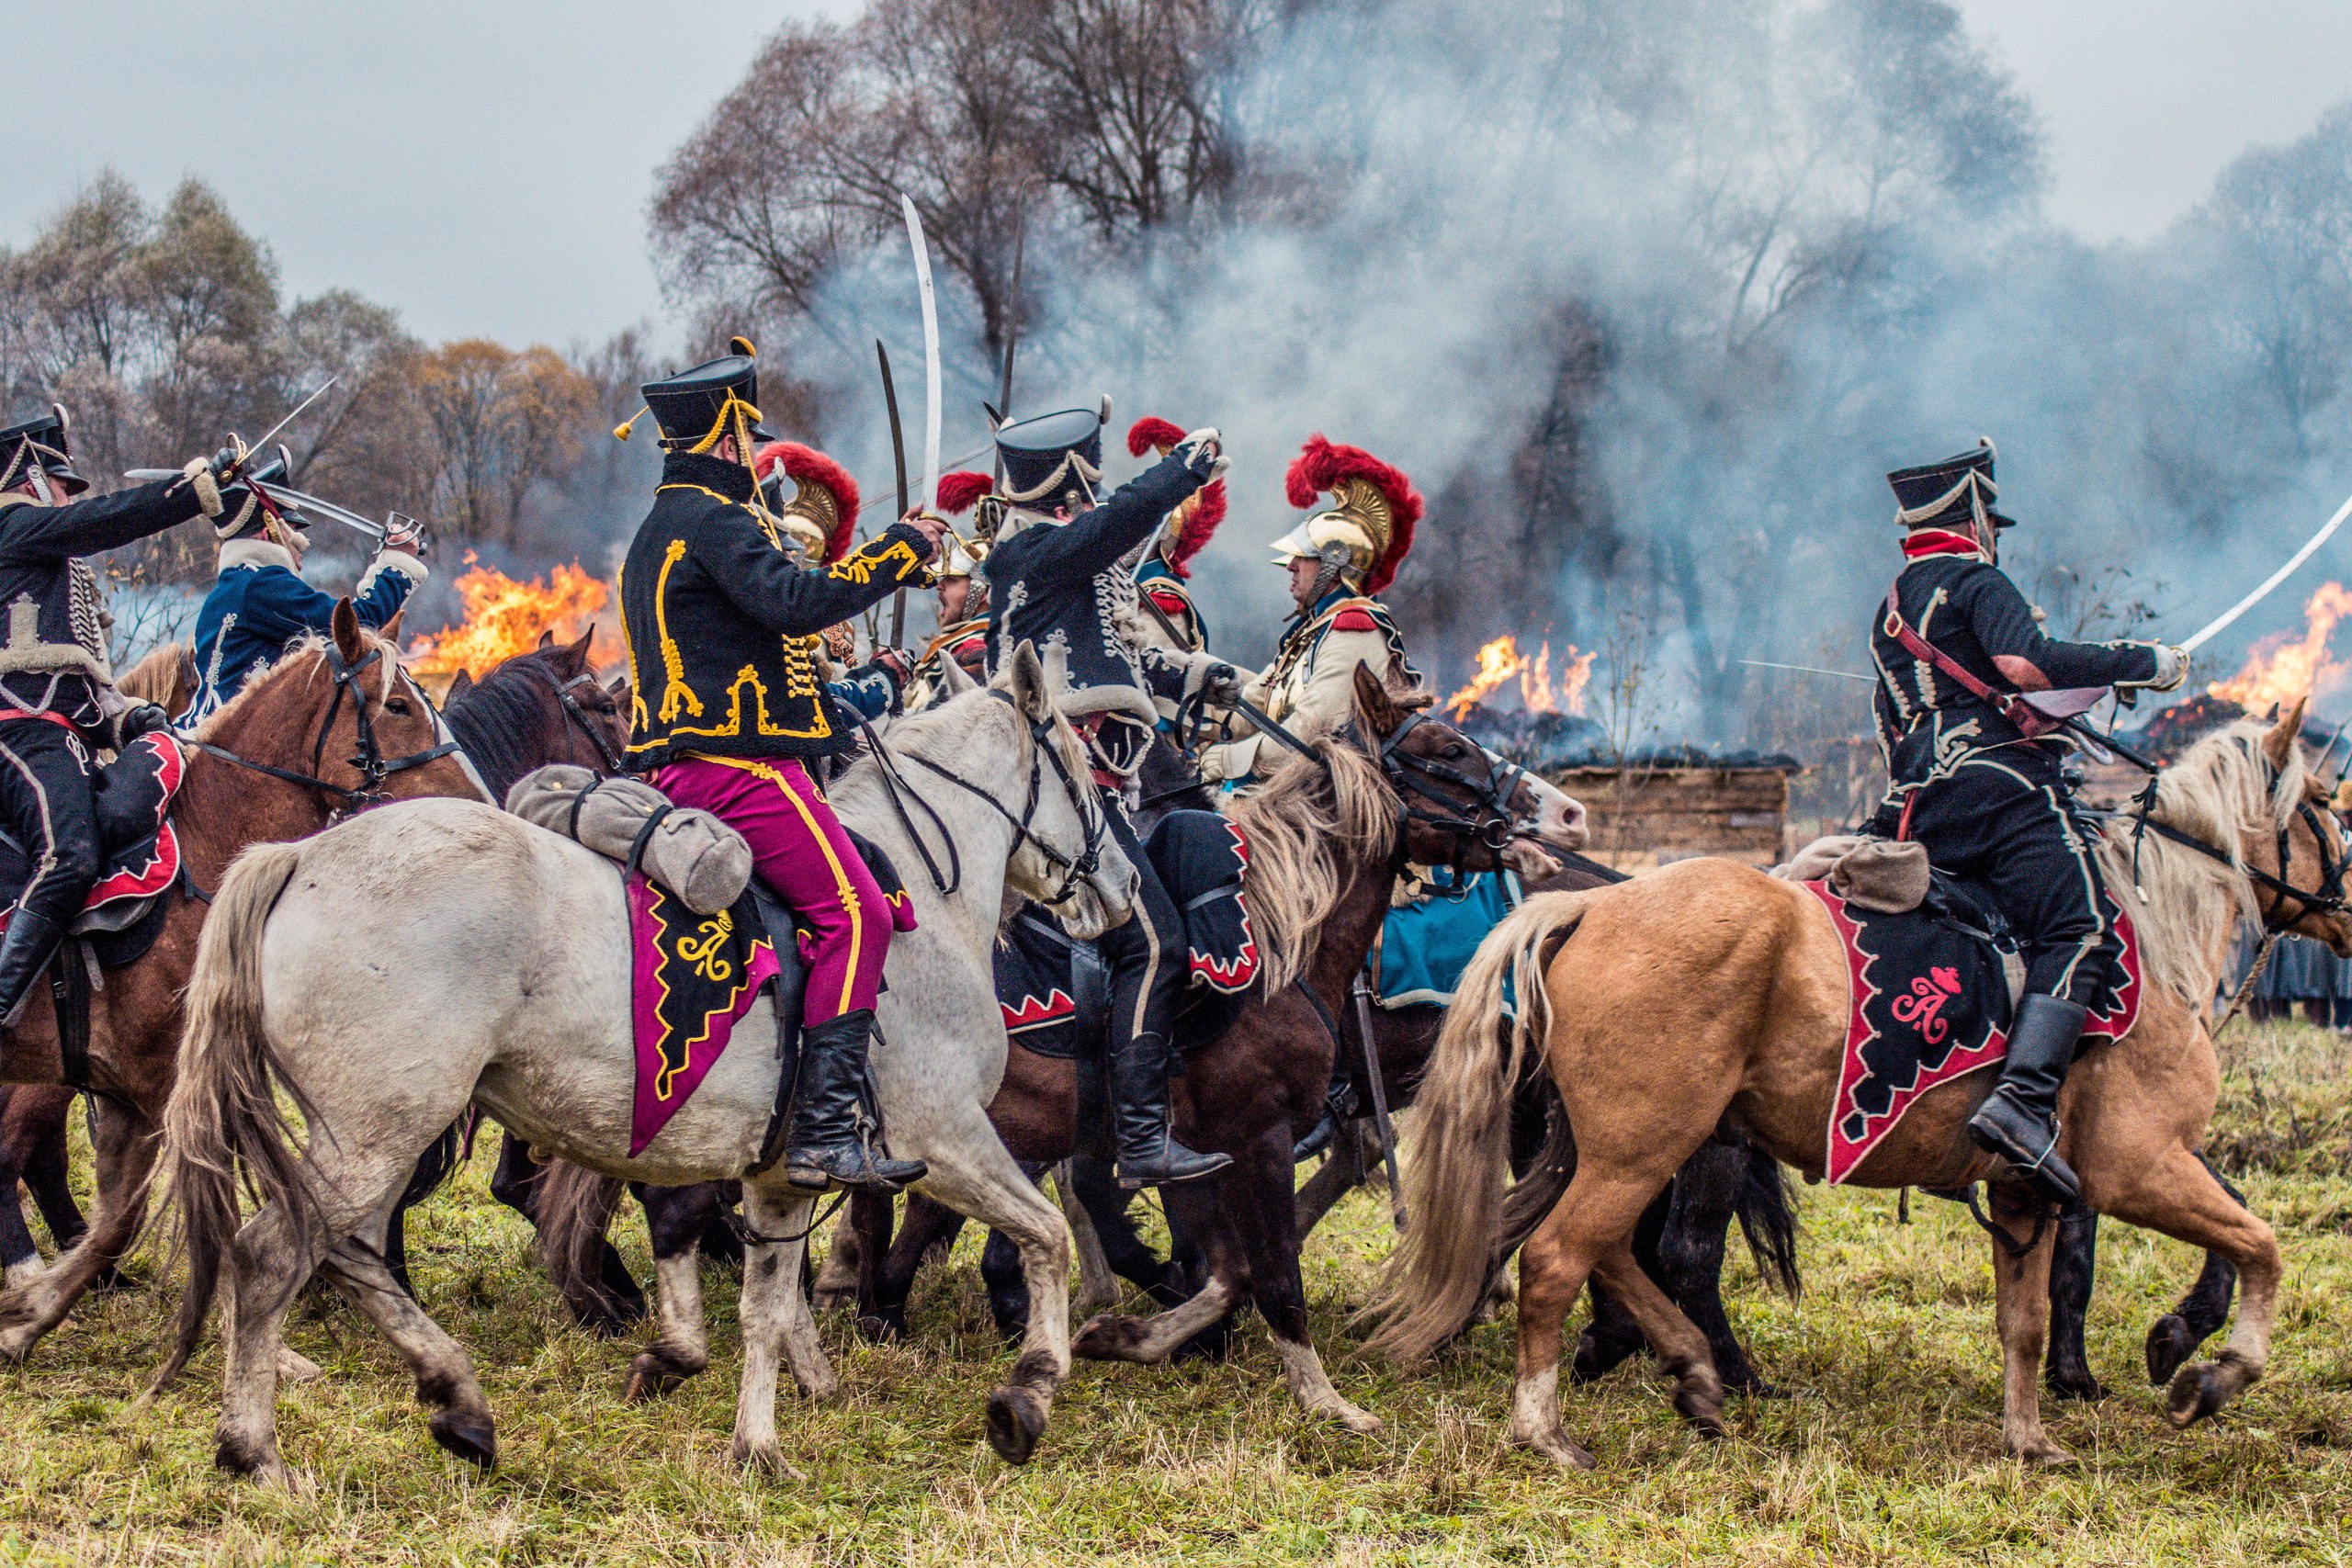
[182,642,458,820]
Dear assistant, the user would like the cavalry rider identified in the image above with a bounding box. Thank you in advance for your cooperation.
[616,340,943,1193]
[752,439,907,728]
[1867,439,2186,1204]
[902,470,994,713]
[0,404,227,1027]
[1123,416,1228,669]
[188,477,428,723]
[1200,435,1420,787]
[978,399,1238,1189]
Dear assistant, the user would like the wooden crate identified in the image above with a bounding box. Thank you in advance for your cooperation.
[1546,765,1794,869]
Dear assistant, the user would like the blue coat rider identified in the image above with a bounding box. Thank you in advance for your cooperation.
[188,480,427,723]
[1865,439,2186,1204]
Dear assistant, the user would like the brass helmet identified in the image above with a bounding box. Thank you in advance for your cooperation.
[752,441,859,566]
[1268,434,1423,593]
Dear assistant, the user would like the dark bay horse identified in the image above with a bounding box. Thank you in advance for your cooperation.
[0,604,485,1364]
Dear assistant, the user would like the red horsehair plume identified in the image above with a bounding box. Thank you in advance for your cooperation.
[933,470,994,515]
[1126,416,1187,458]
[754,441,861,562]
[1283,434,1423,593]
[1165,480,1227,578]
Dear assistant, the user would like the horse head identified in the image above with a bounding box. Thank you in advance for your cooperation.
[997,639,1137,942]
[2252,698,2352,956]
[1345,663,1584,879]
[190,599,483,819]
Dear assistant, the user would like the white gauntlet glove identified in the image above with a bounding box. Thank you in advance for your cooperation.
[2124,644,2189,694]
[1170,426,1230,483]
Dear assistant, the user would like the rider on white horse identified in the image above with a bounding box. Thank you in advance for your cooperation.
[616,339,944,1193]
[976,400,1239,1190]
[1201,435,1422,787]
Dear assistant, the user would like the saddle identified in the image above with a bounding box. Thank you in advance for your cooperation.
[512,763,914,1161]
[1804,863,2140,1183]
[0,730,185,965]
[995,808,1256,1156]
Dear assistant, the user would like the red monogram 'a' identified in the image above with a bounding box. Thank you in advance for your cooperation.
[1888,964,1962,1045]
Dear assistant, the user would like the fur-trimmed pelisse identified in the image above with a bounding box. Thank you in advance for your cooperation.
[753,441,860,563]
[1128,416,1227,579]
[1284,434,1423,593]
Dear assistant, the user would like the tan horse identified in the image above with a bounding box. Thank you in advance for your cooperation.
[1370,704,2352,1469]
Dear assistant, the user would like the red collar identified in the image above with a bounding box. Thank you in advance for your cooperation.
[1901,528,1989,562]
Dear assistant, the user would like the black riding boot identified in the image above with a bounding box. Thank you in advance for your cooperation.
[784,1009,928,1193]
[1968,993,2086,1206]
[0,908,68,1029]
[1112,1032,1231,1190]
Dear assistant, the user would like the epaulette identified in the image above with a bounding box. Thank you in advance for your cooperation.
[1329,607,1381,633]
[1144,584,1192,617]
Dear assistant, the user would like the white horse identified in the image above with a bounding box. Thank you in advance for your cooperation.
[149,643,1132,1485]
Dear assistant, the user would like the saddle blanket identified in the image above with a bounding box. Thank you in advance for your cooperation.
[628,877,780,1156]
[0,731,185,939]
[1377,868,1521,1009]
[1808,878,2141,1184]
[624,828,916,1156]
[997,808,1257,1053]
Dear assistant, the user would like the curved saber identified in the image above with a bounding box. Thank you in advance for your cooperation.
[899,193,943,513]
[129,469,387,541]
[2180,486,2352,654]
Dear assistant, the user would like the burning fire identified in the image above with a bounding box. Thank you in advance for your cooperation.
[2208,581,2352,715]
[1444,636,1596,720]
[406,552,621,678]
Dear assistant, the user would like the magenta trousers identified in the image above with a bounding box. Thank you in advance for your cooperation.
[649,754,891,1022]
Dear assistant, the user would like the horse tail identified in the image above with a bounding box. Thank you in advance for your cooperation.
[1364,888,1595,1362]
[535,1157,630,1324]
[1494,1074,1577,1265]
[146,840,315,1397]
[1734,1142,1803,1300]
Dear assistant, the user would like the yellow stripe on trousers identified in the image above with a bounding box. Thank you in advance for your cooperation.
[689,753,865,1016]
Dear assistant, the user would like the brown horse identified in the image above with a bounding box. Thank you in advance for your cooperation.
[1370,704,2352,1468]
[0,603,484,1362]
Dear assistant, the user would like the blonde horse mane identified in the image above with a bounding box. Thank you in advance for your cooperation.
[188,626,405,742]
[1219,729,1397,996]
[118,641,197,717]
[2096,716,2309,1008]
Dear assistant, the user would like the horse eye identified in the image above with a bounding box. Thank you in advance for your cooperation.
[1444,741,1467,758]
[385,695,412,716]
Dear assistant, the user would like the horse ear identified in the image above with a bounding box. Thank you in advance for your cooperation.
[554,625,594,676]
[938,647,979,696]
[331,598,366,665]
[537,628,556,650]
[379,607,404,644]
[1352,660,1405,737]
[447,668,476,700]
[1008,639,1050,722]
[2265,695,2308,770]
[605,673,630,702]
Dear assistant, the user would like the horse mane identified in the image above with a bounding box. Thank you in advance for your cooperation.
[187,627,401,743]
[119,640,197,716]
[442,647,583,804]
[2096,716,2308,1008]
[1221,727,1397,996]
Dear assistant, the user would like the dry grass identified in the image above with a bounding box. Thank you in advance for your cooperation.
[4,1021,2352,1563]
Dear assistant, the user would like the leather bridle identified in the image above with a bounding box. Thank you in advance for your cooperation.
[1363,710,1523,863]
[542,664,627,775]
[868,692,1114,911]
[2131,760,2349,932]
[184,642,459,820]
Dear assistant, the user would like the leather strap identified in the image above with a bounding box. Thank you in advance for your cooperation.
[622,805,674,884]
[1882,586,2063,740]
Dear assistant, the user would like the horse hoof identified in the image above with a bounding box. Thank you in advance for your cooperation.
[2045,1369,2108,1404]
[2010,1438,2078,1469]
[428,1408,497,1470]
[1071,1314,1151,1363]
[730,1438,804,1480]
[2167,1361,2234,1427]
[1322,1401,1383,1435]
[854,1311,902,1344]
[624,1352,696,1403]
[276,1348,323,1383]
[1513,1426,1597,1470]
[985,1385,1048,1465]
[215,1434,290,1487]
[2145,1314,2199,1388]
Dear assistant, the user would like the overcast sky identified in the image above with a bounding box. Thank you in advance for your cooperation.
[2,2,2347,350]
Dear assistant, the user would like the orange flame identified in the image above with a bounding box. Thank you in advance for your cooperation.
[406,552,621,678]
[2208,581,2352,715]
[1444,636,1594,720]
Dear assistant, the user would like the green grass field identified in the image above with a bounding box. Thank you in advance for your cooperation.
[2,1021,2350,1564]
